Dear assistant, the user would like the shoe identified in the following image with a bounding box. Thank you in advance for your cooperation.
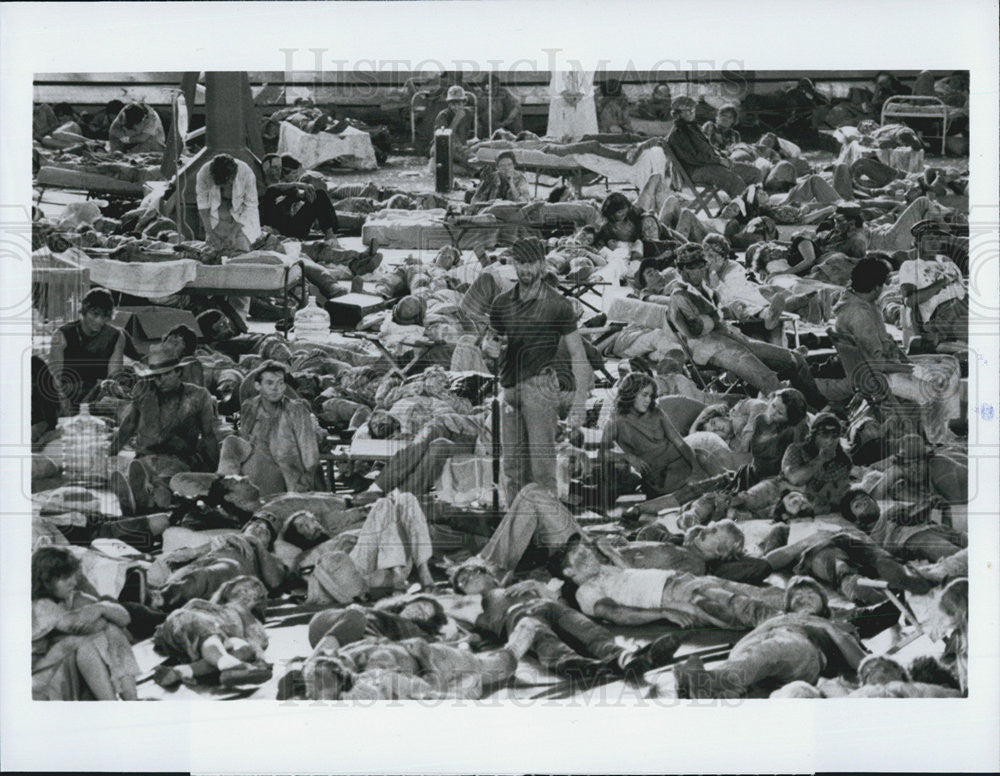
[763,290,788,330]
[623,632,685,682]
[153,665,184,689]
[109,469,136,517]
[219,662,273,687]
[127,460,152,514]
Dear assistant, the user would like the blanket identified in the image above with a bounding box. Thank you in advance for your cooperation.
[278,121,377,171]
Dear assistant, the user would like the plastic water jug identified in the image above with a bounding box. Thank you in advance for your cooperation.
[293,296,331,343]
[59,403,110,485]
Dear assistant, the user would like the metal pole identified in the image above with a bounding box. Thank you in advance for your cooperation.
[491,370,501,520]
[487,74,494,138]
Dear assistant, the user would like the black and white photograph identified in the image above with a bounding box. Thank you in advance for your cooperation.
[2,1,998,773]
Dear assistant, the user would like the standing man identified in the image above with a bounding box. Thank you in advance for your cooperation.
[489,237,592,504]
[48,288,126,415]
[196,153,260,255]
[108,351,219,515]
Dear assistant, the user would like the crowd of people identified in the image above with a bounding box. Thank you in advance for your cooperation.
[30,71,971,702]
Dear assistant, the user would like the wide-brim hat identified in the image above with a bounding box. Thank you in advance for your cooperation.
[135,350,188,377]
[446,85,466,102]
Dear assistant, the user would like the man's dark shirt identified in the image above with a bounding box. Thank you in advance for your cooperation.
[490,282,576,388]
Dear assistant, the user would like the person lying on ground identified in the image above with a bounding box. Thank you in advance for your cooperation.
[31,546,140,700]
[761,516,934,605]
[301,621,525,700]
[554,533,786,630]
[702,233,815,331]
[301,490,435,605]
[671,574,869,699]
[152,575,273,689]
[475,578,637,680]
[154,514,287,610]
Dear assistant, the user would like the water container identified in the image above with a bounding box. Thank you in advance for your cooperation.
[59,403,110,486]
[292,295,331,343]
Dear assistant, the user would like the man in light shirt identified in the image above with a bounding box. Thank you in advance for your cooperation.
[196,153,260,254]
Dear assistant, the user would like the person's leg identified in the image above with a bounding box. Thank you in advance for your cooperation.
[689,629,823,698]
[74,640,118,699]
[690,165,745,198]
[782,174,842,205]
[375,427,442,493]
[636,173,667,213]
[763,160,798,193]
[477,487,544,573]
[517,374,561,496]
[499,385,531,506]
[707,342,783,395]
[525,599,622,662]
[399,437,477,496]
[903,530,964,562]
[730,161,764,186]
[675,208,712,242]
[392,492,435,585]
[868,196,942,252]
[217,434,253,476]
[851,157,902,188]
[744,338,827,409]
[311,190,340,237]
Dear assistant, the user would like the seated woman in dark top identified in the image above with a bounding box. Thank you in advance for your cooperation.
[600,372,710,498]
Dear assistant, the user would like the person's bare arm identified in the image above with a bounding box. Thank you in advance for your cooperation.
[659,411,698,470]
[592,599,670,625]
[562,330,592,429]
[47,329,70,415]
[107,331,125,378]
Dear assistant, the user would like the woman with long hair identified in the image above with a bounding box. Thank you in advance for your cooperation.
[600,372,706,498]
[31,546,139,700]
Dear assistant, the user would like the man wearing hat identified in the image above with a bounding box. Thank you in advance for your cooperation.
[667,96,753,197]
[669,243,827,409]
[433,85,475,172]
[217,359,321,497]
[898,220,968,345]
[489,237,593,504]
[108,350,219,515]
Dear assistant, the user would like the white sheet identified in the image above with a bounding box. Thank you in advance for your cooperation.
[278,121,378,171]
